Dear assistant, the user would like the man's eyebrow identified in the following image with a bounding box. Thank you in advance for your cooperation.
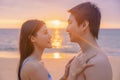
[68,19,70,22]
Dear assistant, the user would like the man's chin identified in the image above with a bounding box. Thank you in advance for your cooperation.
[70,38,78,43]
[70,39,75,42]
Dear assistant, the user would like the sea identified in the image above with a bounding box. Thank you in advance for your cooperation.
[0,28,120,56]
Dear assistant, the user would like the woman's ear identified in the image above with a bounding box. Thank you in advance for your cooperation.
[30,36,36,43]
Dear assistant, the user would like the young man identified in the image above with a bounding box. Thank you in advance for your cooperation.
[66,2,112,80]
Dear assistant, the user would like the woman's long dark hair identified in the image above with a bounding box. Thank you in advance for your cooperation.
[18,19,45,80]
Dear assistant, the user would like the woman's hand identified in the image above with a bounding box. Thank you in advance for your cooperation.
[69,53,97,77]
[59,57,75,80]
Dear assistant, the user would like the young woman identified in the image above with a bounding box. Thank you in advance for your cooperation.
[18,19,96,80]
[18,19,53,80]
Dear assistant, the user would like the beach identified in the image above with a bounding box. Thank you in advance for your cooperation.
[0,52,120,80]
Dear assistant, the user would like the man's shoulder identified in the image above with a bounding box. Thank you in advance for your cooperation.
[87,53,111,70]
[84,53,112,80]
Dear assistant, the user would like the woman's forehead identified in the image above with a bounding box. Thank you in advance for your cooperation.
[39,25,48,31]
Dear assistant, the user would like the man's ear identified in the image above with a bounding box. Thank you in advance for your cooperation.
[30,36,36,43]
[79,20,89,31]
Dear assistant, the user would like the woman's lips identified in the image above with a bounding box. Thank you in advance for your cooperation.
[48,40,51,44]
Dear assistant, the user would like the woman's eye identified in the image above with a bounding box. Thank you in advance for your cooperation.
[44,31,48,34]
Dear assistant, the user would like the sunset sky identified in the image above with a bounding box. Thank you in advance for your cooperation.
[0,0,120,29]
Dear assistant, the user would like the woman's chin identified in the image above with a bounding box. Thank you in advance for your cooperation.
[47,45,52,48]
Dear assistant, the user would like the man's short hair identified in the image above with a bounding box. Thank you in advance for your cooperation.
[69,2,101,39]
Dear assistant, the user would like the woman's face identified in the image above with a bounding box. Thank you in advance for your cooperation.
[31,25,52,49]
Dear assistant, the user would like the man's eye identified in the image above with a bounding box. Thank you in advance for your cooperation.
[68,21,72,24]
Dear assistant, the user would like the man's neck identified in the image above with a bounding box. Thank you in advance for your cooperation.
[78,36,99,54]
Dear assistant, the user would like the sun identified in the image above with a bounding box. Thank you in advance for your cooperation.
[53,52,61,59]
[46,19,67,29]
[52,20,61,26]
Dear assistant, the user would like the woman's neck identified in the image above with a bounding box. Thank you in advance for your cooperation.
[31,46,44,61]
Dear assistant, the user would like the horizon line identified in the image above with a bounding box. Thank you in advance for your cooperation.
[0,28,120,29]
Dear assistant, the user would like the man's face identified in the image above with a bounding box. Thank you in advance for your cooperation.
[66,14,81,42]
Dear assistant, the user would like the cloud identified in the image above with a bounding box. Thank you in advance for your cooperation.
[0,0,119,28]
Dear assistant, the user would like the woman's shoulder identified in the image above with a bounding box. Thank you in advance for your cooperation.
[23,60,46,72]
[21,60,49,80]
[21,60,47,75]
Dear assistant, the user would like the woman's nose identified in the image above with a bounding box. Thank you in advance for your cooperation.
[48,33,52,39]
[66,26,70,32]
